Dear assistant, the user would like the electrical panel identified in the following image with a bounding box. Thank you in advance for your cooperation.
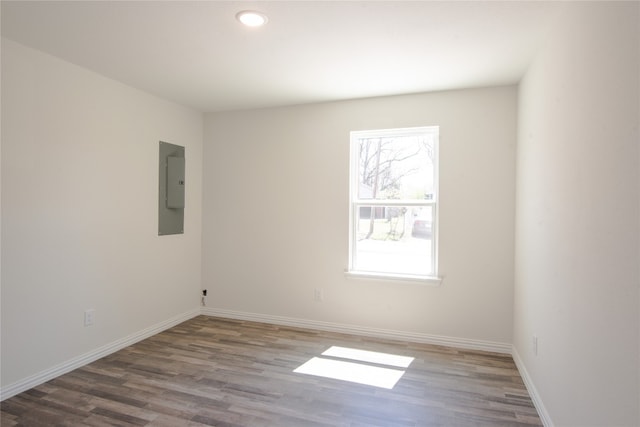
[166,156,185,209]
[158,141,185,235]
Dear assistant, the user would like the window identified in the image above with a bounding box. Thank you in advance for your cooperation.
[348,126,439,281]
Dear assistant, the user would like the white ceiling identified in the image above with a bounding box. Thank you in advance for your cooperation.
[1,1,562,113]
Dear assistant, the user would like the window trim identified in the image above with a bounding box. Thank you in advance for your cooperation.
[344,270,443,285]
[348,126,440,282]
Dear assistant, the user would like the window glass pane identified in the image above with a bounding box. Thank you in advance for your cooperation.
[354,205,433,276]
[357,134,435,201]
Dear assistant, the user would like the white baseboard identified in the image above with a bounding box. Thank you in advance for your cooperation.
[201,307,512,354]
[0,308,200,401]
[512,347,554,427]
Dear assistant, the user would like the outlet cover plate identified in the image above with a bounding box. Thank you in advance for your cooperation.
[84,309,95,327]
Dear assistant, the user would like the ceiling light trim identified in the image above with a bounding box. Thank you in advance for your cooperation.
[236,10,268,27]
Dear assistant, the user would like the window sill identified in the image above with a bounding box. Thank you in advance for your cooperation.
[344,270,443,286]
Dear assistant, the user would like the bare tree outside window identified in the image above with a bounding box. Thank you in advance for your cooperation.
[358,135,433,239]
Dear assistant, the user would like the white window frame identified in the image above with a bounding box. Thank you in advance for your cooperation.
[347,126,441,284]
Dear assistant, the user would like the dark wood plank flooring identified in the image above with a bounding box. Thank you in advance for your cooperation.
[1,316,541,426]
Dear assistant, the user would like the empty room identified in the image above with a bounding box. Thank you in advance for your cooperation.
[1,1,638,426]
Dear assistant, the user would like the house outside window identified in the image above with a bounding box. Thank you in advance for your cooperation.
[348,126,439,281]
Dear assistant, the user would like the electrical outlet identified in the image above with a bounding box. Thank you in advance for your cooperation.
[313,288,323,302]
[532,335,538,356]
[84,309,95,327]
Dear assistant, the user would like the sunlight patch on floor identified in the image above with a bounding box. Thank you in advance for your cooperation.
[322,346,414,368]
[293,346,414,389]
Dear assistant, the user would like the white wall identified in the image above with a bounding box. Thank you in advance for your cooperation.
[203,86,517,345]
[1,39,203,390]
[514,3,639,426]
[0,6,3,391]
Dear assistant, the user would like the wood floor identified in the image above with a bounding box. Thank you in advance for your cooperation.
[1,316,541,426]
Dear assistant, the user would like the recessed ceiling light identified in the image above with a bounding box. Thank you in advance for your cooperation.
[236,10,268,27]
